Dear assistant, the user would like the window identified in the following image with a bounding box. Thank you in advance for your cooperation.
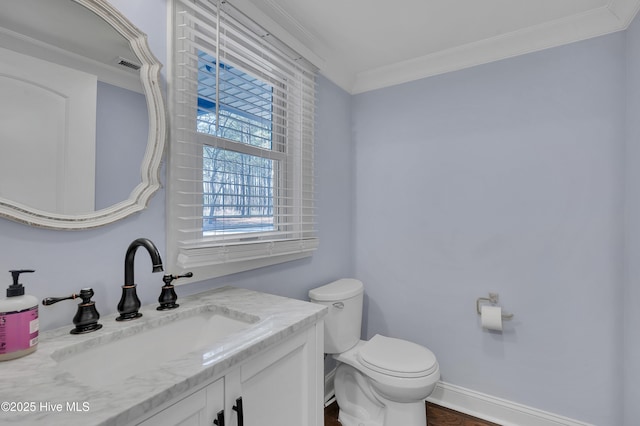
[167,0,318,280]
[198,52,276,235]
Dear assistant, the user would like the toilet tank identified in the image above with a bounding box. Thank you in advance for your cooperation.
[309,278,364,354]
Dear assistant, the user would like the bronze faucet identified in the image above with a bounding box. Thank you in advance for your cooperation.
[116,238,163,321]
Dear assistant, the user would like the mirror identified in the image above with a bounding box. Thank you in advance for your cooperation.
[0,0,165,229]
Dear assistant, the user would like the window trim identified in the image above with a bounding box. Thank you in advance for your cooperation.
[166,0,318,283]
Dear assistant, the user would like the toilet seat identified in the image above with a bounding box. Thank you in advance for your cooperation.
[358,334,438,378]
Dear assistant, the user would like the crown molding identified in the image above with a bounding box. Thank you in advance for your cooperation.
[609,0,640,26]
[351,0,640,94]
[243,0,640,94]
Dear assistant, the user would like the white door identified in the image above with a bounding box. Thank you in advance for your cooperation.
[238,329,319,426]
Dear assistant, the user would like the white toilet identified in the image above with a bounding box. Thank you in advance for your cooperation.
[309,278,440,426]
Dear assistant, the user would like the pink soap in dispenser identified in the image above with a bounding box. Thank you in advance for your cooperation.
[0,270,38,361]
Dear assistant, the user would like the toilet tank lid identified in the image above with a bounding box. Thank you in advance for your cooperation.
[309,278,364,301]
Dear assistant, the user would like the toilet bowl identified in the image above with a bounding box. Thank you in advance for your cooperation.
[334,336,440,426]
[309,279,440,426]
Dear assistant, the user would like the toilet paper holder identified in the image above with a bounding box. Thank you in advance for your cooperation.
[476,293,514,319]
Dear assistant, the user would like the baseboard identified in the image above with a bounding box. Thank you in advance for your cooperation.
[426,381,593,426]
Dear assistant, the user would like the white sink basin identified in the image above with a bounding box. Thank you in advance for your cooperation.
[53,310,259,387]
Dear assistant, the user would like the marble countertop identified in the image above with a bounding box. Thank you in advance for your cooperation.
[0,286,326,426]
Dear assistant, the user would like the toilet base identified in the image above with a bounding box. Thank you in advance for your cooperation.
[338,401,426,426]
[338,400,427,426]
[338,410,382,426]
[335,363,429,426]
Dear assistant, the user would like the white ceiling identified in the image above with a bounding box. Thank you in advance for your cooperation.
[241,0,640,94]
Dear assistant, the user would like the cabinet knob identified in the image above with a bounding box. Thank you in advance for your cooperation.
[213,409,224,425]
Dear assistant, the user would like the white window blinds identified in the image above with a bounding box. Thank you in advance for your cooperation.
[168,0,318,279]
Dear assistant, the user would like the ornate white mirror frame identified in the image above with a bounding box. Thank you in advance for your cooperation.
[0,0,165,230]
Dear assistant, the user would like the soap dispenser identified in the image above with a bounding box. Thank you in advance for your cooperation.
[0,270,39,361]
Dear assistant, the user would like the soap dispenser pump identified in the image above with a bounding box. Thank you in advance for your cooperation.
[0,270,39,361]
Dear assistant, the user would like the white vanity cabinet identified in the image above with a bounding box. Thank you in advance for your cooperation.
[135,321,323,426]
[137,378,224,426]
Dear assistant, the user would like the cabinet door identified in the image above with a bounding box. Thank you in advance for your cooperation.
[234,324,322,426]
[137,377,224,426]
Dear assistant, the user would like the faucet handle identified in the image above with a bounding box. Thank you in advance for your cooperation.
[42,294,78,305]
[42,288,103,334]
[157,272,193,311]
[162,272,193,285]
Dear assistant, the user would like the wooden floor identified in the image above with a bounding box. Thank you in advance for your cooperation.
[324,401,500,426]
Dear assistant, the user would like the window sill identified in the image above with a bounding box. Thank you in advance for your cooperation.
[171,238,319,282]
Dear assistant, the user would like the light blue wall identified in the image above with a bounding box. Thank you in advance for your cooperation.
[353,34,626,425]
[624,12,640,426]
[0,1,353,331]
